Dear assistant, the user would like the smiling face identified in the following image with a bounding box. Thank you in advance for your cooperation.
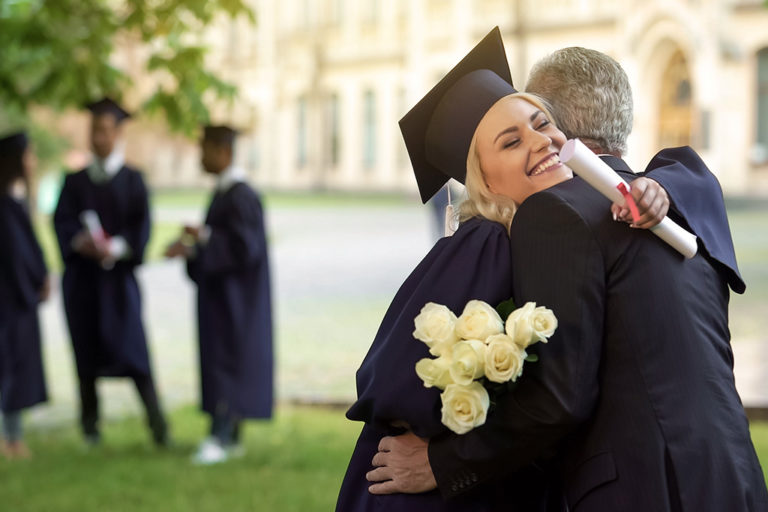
[473,95,572,205]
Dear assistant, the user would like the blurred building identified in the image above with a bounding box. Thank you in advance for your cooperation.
[111,0,768,194]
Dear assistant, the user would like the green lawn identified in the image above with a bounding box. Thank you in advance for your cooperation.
[2,407,768,511]
[0,406,361,512]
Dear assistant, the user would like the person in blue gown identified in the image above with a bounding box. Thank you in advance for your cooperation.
[165,125,273,465]
[0,131,49,459]
[53,98,167,446]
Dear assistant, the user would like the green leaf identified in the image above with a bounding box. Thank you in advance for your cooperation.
[525,354,539,363]
[495,297,517,322]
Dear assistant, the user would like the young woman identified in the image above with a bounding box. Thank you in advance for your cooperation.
[0,131,49,459]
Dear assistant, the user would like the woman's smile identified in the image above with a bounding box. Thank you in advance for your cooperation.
[528,153,563,177]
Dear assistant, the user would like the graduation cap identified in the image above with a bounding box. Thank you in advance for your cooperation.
[399,27,516,203]
[0,131,29,157]
[86,97,131,124]
[202,125,238,147]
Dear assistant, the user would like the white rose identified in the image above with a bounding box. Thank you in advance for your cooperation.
[415,356,454,390]
[440,382,490,435]
[483,334,526,383]
[413,303,459,355]
[449,339,486,386]
[455,300,504,341]
[531,306,557,343]
[505,302,537,348]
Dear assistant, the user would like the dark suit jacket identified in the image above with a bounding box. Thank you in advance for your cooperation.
[429,175,767,510]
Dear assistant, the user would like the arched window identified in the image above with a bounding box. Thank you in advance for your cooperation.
[658,49,693,149]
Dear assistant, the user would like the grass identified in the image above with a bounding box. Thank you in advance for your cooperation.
[3,407,768,511]
[0,406,361,512]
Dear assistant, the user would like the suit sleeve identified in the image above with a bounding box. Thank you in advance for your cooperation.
[192,187,266,276]
[429,191,605,498]
[641,146,743,292]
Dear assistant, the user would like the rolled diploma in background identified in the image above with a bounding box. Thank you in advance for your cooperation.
[559,139,698,259]
[80,210,107,243]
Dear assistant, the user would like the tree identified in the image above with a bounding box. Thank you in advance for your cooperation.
[0,0,254,136]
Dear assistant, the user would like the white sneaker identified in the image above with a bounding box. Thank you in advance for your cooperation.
[191,438,229,465]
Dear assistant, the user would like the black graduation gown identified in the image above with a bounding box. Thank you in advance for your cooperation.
[0,195,48,412]
[53,166,152,378]
[187,182,273,419]
[336,217,558,512]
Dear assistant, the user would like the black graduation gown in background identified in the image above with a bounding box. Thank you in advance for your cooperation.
[53,166,152,378]
[336,217,557,512]
[187,182,273,419]
[0,195,48,412]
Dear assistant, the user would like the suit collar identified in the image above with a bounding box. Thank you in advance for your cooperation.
[599,154,632,173]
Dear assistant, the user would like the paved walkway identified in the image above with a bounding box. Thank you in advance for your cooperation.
[26,202,768,430]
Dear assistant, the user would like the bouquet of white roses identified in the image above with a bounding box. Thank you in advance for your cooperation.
[413,299,557,434]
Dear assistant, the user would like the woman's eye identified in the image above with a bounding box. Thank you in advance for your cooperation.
[536,120,550,130]
[503,139,520,149]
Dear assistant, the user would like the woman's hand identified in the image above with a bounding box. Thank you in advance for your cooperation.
[610,177,669,229]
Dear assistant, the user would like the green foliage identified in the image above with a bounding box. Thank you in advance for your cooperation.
[495,297,517,323]
[0,0,254,136]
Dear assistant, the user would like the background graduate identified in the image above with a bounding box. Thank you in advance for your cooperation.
[165,125,273,465]
[53,98,168,447]
[0,131,49,459]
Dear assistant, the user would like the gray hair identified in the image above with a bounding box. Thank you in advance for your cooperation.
[525,47,632,155]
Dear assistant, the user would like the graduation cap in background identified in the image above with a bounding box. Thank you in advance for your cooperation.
[0,131,29,158]
[86,97,131,124]
[202,125,239,147]
[399,26,517,203]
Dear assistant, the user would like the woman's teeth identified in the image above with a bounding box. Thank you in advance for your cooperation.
[531,156,560,176]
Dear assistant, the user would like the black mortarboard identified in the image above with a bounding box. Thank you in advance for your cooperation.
[202,125,238,147]
[86,97,131,123]
[399,27,516,203]
[0,131,29,158]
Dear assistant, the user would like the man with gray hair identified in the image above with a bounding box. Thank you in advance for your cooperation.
[524,46,742,287]
[526,46,632,156]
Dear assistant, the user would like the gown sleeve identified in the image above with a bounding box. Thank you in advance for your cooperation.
[115,170,150,266]
[53,174,82,263]
[0,199,47,309]
[641,146,744,293]
[346,217,515,438]
[190,184,266,277]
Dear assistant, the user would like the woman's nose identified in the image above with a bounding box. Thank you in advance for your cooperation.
[531,130,552,151]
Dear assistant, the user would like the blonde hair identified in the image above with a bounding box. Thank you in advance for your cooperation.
[458,92,557,232]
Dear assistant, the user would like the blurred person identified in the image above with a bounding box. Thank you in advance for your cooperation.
[53,98,168,447]
[165,125,273,465]
[0,131,49,459]
[365,38,765,511]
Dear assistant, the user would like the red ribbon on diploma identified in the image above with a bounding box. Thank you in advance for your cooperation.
[616,182,640,224]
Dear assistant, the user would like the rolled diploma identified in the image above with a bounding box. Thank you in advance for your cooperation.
[80,210,107,243]
[559,139,698,259]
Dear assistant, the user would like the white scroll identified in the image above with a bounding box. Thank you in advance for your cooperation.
[559,139,698,259]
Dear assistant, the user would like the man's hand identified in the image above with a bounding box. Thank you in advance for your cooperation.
[164,239,192,259]
[72,230,111,261]
[611,177,669,229]
[366,431,437,495]
[183,225,203,242]
[39,275,51,302]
